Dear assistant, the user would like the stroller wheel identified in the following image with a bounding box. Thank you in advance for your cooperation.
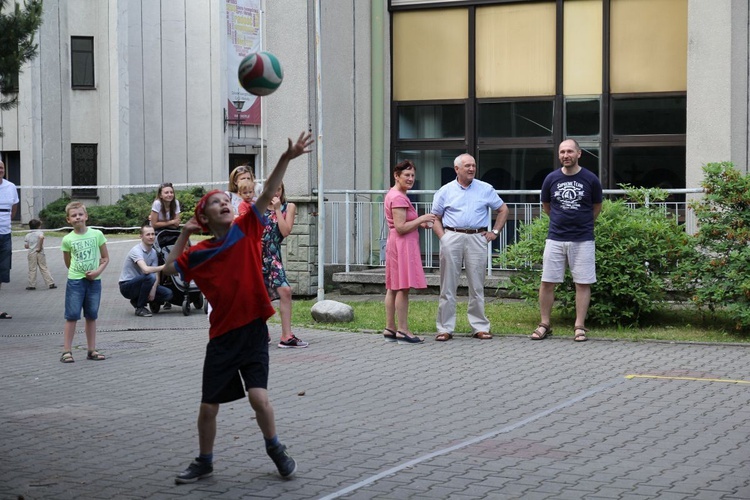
[149,302,161,314]
[182,300,190,316]
[192,294,204,310]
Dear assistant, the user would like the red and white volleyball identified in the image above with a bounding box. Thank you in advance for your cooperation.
[238,51,284,96]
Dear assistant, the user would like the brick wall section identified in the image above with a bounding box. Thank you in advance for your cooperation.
[282,198,318,296]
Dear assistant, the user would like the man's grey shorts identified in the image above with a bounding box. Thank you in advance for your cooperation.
[541,239,596,284]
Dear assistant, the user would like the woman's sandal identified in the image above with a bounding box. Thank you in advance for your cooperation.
[530,323,552,340]
[383,328,398,343]
[574,326,589,342]
[396,331,424,344]
[86,350,106,360]
[60,351,74,363]
[435,333,453,342]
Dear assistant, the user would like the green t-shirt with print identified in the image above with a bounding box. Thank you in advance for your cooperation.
[61,228,107,280]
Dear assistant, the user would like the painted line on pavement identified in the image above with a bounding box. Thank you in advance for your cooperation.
[318,377,625,500]
[626,374,750,384]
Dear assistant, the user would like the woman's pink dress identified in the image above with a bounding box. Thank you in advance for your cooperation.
[384,188,427,290]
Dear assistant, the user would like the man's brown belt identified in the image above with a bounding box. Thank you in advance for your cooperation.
[444,226,484,234]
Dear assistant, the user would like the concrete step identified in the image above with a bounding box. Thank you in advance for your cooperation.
[332,268,515,297]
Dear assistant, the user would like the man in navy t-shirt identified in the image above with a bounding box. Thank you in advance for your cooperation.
[531,139,603,342]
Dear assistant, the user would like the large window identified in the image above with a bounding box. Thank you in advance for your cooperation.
[1,71,19,93]
[391,0,688,193]
[71,144,98,198]
[398,105,464,140]
[71,36,95,88]
[478,101,554,140]
[612,96,687,136]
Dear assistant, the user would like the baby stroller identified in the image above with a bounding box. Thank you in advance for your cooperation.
[150,229,204,316]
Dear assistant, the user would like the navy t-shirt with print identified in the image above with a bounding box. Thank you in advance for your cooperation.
[540,167,603,242]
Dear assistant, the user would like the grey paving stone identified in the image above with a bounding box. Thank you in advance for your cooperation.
[1,234,749,499]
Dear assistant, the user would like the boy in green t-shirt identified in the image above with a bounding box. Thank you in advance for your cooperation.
[59,201,110,363]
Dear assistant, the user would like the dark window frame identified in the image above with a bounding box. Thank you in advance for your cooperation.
[1,71,20,94]
[71,36,95,89]
[71,144,98,198]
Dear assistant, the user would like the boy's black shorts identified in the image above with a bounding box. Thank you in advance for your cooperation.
[201,318,269,404]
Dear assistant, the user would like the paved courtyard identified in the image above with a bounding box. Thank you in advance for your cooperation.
[1,234,749,499]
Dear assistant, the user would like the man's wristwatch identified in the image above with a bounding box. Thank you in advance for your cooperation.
[491,229,499,236]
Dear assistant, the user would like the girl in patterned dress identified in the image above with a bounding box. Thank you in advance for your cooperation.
[262,182,308,348]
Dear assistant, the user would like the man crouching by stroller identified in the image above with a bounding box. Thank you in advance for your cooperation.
[162,131,313,484]
[119,224,173,317]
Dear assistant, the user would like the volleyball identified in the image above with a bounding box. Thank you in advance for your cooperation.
[238,51,284,96]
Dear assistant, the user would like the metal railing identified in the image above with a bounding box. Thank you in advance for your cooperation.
[322,188,703,273]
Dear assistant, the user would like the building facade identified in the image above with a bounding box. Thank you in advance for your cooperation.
[0,0,748,296]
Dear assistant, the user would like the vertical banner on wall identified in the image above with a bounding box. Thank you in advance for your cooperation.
[227,0,261,125]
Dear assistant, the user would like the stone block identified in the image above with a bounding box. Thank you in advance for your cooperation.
[310,300,354,323]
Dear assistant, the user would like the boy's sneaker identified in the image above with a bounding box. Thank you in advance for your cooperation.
[278,335,309,349]
[266,443,297,478]
[175,459,213,484]
[135,307,152,317]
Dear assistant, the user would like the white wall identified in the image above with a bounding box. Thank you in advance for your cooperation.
[686,0,749,190]
[4,0,231,220]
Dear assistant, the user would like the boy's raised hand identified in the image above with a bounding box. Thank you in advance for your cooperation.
[183,217,203,235]
[286,131,314,160]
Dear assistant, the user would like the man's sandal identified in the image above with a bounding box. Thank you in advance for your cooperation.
[87,350,106,360]
[472,331,493,340]
[435,333,453,342]
[574,326,589,342]
[60,351,74,363]
[530,323,552,340]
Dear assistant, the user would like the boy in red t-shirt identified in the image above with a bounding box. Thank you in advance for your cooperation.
[163,131,313,484]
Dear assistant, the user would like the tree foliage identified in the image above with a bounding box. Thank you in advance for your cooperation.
[0,0,43,134]
[499,188,694,327]
[674,162,750,331]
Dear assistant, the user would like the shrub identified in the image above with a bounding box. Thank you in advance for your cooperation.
[38,194,72,229]
[38,186,207,230]
[674,162,750,332]
[499,187,694,326]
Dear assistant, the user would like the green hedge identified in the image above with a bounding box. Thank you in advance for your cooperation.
[498,187,694,327]
[674,162,750,331]
[38,187,206,231]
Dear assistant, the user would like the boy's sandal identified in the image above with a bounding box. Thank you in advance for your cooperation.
[530,323,552,340]
[574,326,589,342]
[60,351,75,363]
[87,350,106,361]
[435,333,453,342]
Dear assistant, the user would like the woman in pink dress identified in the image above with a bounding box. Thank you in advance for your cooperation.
[383,160,436,344]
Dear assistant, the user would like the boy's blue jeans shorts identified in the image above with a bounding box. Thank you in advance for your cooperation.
[65,279,102,321]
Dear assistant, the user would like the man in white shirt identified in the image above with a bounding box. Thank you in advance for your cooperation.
[0,160,19,319]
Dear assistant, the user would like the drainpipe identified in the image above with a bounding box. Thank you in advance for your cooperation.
[371,0,385,192]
